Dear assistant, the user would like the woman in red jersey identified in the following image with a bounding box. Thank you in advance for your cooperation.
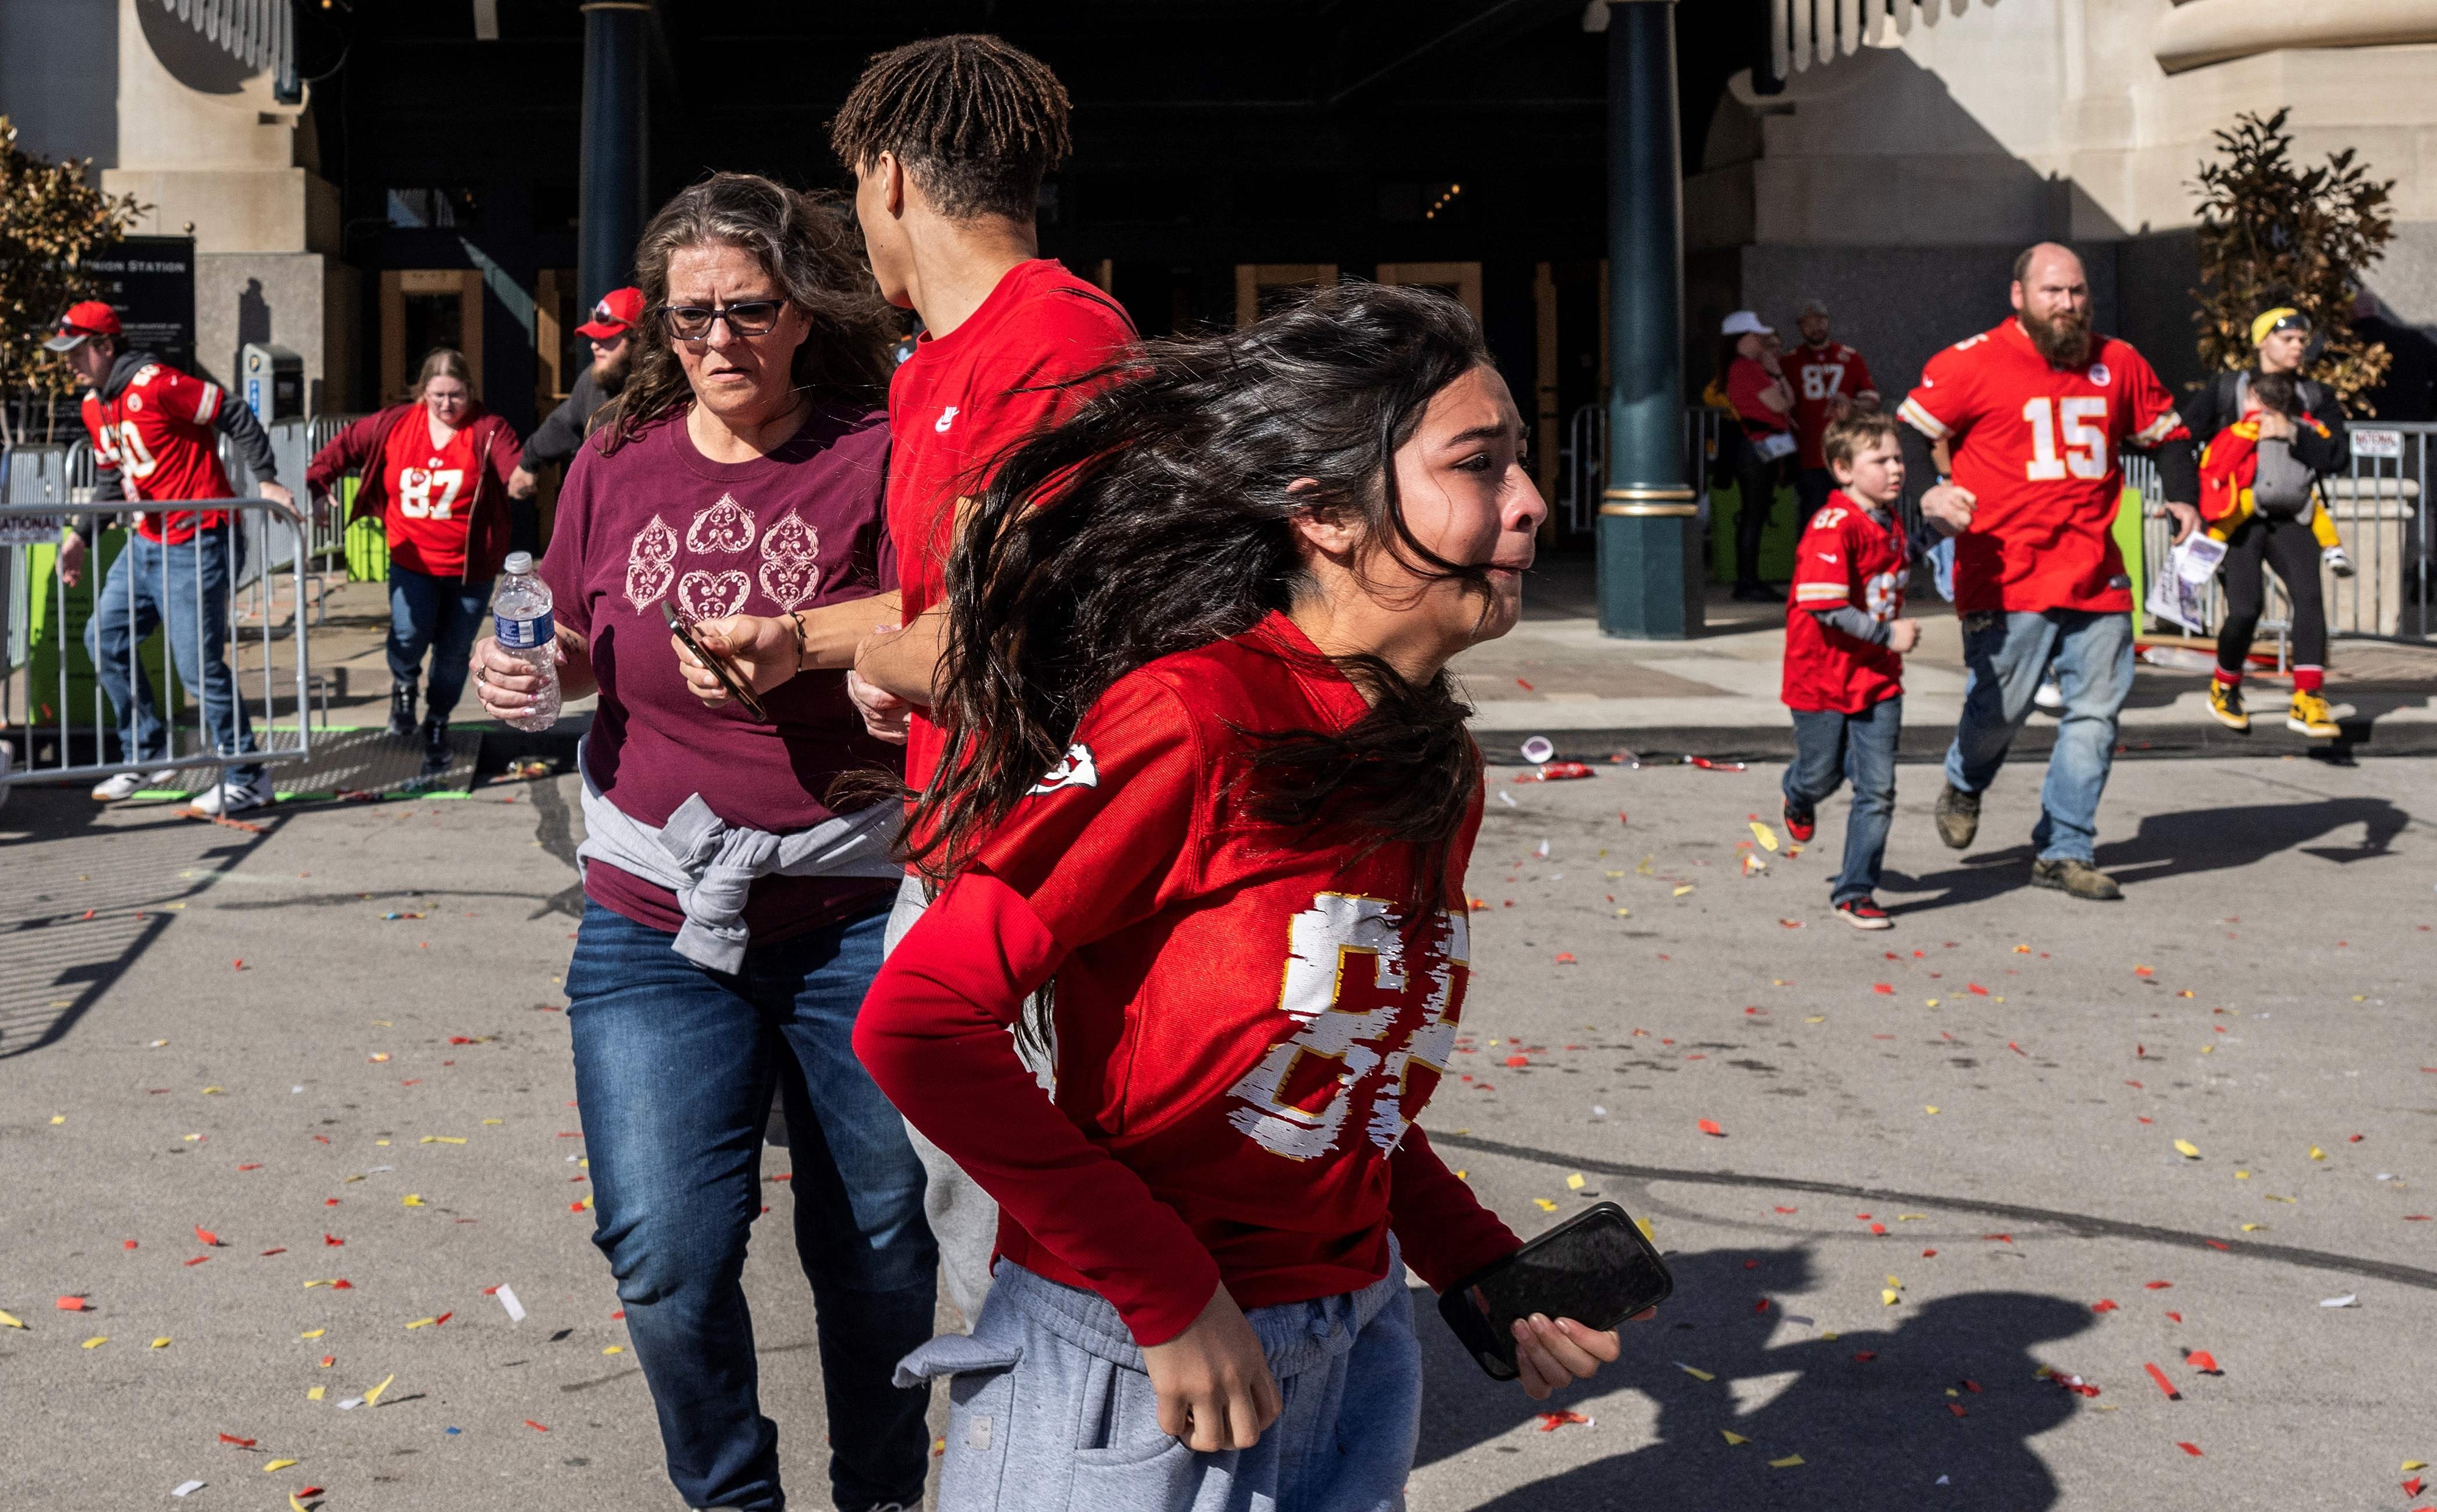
[856,284,1639,1511]
[306,348,523,772]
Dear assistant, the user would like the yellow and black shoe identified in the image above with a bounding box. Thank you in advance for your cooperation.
[2206,679,2249,732]
[2287,690,2341,738]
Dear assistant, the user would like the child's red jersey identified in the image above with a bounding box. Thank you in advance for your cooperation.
[378,409,480,578]
[79,359,235,543]
[857,612,1519,1345]
[1783,493,1908,713]
[885,260,1135,792]
[1788,340,1877,470]
[1898,319,2184,616]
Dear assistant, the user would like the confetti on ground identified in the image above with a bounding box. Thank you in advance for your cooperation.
[1697,1119,1725,1137]
[171,1482,205,1498]
[1536,1410,1593,1430]
[1770,1454,1805,1468]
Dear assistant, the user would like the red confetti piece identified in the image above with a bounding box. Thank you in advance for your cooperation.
[325,1234,344,1246]
[1852,1350,1878,1362]
[1962,1379,1982,1393]
[313,1135,330,1145]
[1948,1403,1967,1417]
[2348,1134,2363,1143]
[2144,1281,2173,1290]
[2165,1312,2182,1323]
[570,1202,587,1213]
[1697,1119,1724,1137]
[1535,1410,1590,1431]
[2091,1299,2119,1313]
[523,1419,550,1432]
[325,1199,340,1207]
[2134,966,2154,977]
[1515,677,1535,691]
[329,1279,352,1290]
[183,1256,210,1266]
[237,1164,262,1172]
[2008,1042,2027,1056]
[218,1433,256,1447]
[2408,1215,2433,1222]
[1773,1206,1797,1214]
[1553,952,1577,965]
[1984,1234,2013,1243]
[1504,1054,1529,1067]
[1753,1298,1770,1313]
[2177,1442,2204,1457]
[319,1355,334,1367]
[1872,983,1894,995]
[2144,1362,2180,1399]
[2186,1351,2219,1373]
[1869,1223,1888,1235]
[260,1248,286,1256]
[611,1310,624,1319]
[56,1296,90,1311]
[194,1227,221,1246]
[122,1240,137,1250]
[1923,1249,1938,1257]
[2204,1240,2230,1251]
[233,959,244,970]
[448,1036,476,1045]
[1967,984,1989,996]
[2403,1476,2423,1497]
[432,1312,452,1326]
[297,1491,322,1501]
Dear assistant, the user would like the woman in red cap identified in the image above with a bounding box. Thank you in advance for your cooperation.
[305,347,524,772]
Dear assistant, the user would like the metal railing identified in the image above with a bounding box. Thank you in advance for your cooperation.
[1558,404,1722,535]
[0,481,316,794]
[2131,420,2432,648]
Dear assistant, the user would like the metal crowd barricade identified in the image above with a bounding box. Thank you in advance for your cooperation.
[0,475,316,796]
[1557,404,1721,536]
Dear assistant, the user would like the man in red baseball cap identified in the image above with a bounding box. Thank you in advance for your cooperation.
[510,286,642,510]
[48,297,295,815]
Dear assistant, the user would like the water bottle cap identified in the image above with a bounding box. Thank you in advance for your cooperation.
[503,551,535,575]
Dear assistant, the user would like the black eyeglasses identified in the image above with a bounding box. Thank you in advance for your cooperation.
[656,301,785,341]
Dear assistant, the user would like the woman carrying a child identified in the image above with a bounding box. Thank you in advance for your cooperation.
[2181,306,2352,738]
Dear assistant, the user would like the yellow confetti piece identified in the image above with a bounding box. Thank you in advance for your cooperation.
[1721,1430,1749,1444]
[2309,1146,2326,1160]
[1804,1016,1825,1024]
[1566,1173,1586,1191]
[1636,856,1654,875]
[1615,908,1632,918]
[1454,1170,1467,1181]
[201,1086,223,1094]
[1605,870,1627,880]
[300,1329,325,1340]
[1898,1214,1926,1221]
[82,1336,108,1349]
[1924,1106,1940,1115]
[1677,1363,1715,1381]
[1886,1275,1901,1287]
[1821,1332,1839,1341]
[1634,1215,1656,1242]
[603,1344,624,1354]
[150,1337,172,1349]
[1881,1289,1900,1306]
[2265,1194,2297,1204]
[2240,1223,2265,1232]
[292,1494,313,1512]
[2407,1460,2428,1472]
[307,1386,324,1401]
[362,1372,395,1406]
[2174,1140,2201,1159]
[405,1317,438,1330]
[2235,1170,2249,1179]
[421,1136,469,1145]
[481,1118,504,1126]
[1672,885,1695,897]
[401,1194,425,1207]
[263,1459,297,1472]
[1925,998,1939,1008]
[0,1309,24,1329]
[374,1139,392,1146]
[183,1132,202,1142]
[2199,1045,2213,1055]
[1749,821,1779,852]
[1533,1198,1559,1212]
[1770,1454,1805,1468]
[49,1114,65,1125]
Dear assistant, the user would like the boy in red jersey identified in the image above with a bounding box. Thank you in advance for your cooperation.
[1898,244,2200,900]
[858,287,1635,1511]
[1782,412,1917,928]
[1787,299,1881,523]
[48,301,297,814]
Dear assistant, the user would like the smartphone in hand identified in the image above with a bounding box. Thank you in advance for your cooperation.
[663,600,771,722]
[1438,1202,1673,1380]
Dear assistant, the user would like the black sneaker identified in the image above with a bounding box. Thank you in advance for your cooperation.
[388,682,418,740]
[420,718,453,777]
[1782,799,1816,844]
[1834,896,1893,930]
[2029,857,2121,900]
[1933,782,1979,850]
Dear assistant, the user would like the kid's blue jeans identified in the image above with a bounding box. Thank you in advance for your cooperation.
[1785,695,1902,903]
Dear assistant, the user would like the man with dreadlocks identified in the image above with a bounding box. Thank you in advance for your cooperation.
[833,33,1137,1323]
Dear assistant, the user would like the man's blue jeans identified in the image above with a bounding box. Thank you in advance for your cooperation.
[1784,695,1901,903]
[387,565,492,723]
[84,523,260,783]
[1943,609,2134,864]
[565,900,938,1512]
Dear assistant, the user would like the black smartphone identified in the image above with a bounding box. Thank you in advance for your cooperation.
[1437,1201,1673,1381]
[662,600,770,722]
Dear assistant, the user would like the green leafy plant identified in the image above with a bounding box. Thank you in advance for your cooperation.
[0,116,147,445]
[2190,109,2394,410]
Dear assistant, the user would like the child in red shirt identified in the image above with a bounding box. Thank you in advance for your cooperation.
[1782,411,1919,928]
[857,286,1636,1511]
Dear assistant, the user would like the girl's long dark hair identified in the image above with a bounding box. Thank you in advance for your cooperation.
[905,281,1498,911]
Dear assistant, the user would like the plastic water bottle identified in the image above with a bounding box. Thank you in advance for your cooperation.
[492,551,560,732]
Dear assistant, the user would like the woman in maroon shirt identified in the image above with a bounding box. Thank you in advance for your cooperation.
[468,173,932,1512]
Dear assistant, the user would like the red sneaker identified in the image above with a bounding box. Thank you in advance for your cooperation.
[1834,897,1892,930]
[1782,800,1816,845]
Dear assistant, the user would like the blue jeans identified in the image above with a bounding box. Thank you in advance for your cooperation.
[85,523,259,782]
[1943,609,2134,864]
[387,566,492,724]
[1784,696,1901,903]
[566,900,938,1512]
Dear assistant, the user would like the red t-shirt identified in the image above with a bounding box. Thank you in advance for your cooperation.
[1788,340,1878,470]
[1783,493,1909,713]
[380,408,479,578]
[541,406,902,942]
[1898,320,2185,616]
[80,361,233,544]
[1724,356,1793,439]
[855,613,1519,1346]
[886,260,1136,791]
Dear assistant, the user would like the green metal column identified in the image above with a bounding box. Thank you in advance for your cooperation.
[1599,0,1702,639]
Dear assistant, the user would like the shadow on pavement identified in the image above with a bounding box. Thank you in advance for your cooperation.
[1881,796,2409,914]
[1420,1244,2091,1509]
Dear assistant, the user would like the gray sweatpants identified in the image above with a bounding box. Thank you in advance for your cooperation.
[885,871,1003,1325]
[896,1248,1421,1512]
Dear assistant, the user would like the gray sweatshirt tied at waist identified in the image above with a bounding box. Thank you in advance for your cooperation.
[575,738,904,972]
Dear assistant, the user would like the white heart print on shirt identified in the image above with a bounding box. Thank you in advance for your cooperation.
[676,569,750,621]
[757,514,822,609]
[624,514,679,612]
[686,493,757,554]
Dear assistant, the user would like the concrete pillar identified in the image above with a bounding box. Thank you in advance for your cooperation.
[579,2,649,309]
[1599,0,1702,639]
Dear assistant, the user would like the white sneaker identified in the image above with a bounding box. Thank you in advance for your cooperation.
[2323,545,2355,579]
[189,773,272,816]
[2033,678,2065,711]
[91,768,179,802]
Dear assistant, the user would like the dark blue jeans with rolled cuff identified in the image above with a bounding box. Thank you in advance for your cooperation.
[566,899,937,1512]
[1784,695,1903,904]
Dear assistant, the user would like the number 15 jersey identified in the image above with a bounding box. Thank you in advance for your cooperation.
[1898,318,2184,616]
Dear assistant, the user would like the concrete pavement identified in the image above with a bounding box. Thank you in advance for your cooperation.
[2,748,2432,1511]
